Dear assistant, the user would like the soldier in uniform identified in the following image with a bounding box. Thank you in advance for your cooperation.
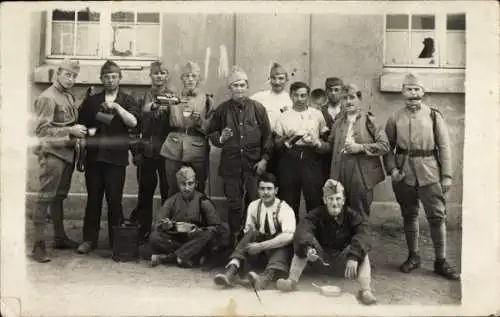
[384,73,460,280]
[250,62,292,181]
[129,61,175,242]
[207,66,273,243]
[274,81,329,221]
[319,84,390,218]
[31,59,85,262]
[276,179,377,305]
[76,60,140,254]
[319,77,345,182]
[159,61,215,197]
[149,166,230,268]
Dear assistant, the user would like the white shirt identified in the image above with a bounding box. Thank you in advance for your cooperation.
[105,91,118,103]
[244,198,296,236]
[275,107,328,146]
[327,105,341,121]
[251,90,292,131]
[345,113,358,145]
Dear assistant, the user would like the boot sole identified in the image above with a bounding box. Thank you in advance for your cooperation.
[400,263,421,273]
[276,279,295,292]
[214,275,231,287]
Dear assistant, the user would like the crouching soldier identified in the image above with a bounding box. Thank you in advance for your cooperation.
[213,172,296,290]
[149,166,230,268]
[276,179,377,306]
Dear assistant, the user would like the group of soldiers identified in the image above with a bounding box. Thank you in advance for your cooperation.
[31,57,460,305]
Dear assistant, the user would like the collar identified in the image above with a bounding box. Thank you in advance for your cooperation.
[342,109,362,121]
[151,85,171,97]
[231,97,247,109]
[182,88,199,97]
[53,81,71,95]
[404,102,423,112]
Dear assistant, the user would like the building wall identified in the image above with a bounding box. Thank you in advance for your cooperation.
[27,12,464,207]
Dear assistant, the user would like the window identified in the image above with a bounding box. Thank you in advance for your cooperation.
[384,13,465,68]
[46,8,162,61]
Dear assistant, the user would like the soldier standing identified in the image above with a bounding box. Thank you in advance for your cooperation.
[384,73,460,280]
[31,59,85,262]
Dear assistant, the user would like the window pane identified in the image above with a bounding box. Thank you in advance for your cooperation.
[76,23,100,56]
[52,9,75,21]
[446,32,466,67]
[385,31,410,65]
[51,22,74,55]
[386,15,408,29]
[447,14,466,30]
[111,11,135,23]
[110,25,134,57]
[411,31,437,65]
[77,10,100,22]
[411,15,435,30]
[137,12,160,23]
[136,25,160,57]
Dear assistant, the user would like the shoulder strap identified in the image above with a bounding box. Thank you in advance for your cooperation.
[198,194,215,226]
[429,107,440,148]
[256,199,263,231]
[365,112,376,140]
[273,200,283,232]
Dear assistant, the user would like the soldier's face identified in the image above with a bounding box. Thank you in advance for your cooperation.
[258,181,278,204]
[57,69,78,90]
[101,72,121,91]
[178,176,197,199]
[270,73,288,93]
[326,85,343,104]
[342,92,361,114]
[402,85,424,104]
[323,192,345,217]
[229,80,248,99]
[291,88,309,108]
[182,72,200,91]
[151,70,169,87]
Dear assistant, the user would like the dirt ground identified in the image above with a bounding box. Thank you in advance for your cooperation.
[23,218,462,315]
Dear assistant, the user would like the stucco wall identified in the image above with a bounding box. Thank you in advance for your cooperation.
[27,12,464,207]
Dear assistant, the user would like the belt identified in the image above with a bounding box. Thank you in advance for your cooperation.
[396,147,437,157]
[170,127,205,138]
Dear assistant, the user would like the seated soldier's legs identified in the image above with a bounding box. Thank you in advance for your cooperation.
[264,245,292,274]
[149,230,183,255]
[175,229,217,264]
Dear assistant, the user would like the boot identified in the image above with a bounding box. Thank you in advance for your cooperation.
[247,269,277,290]
[53,237,79,250]
[32,241,51,263]
[400,253,421,273]
[434,259,460,281]
[214,264,238,287]
[276,278,298,292]
[358,289,377,305]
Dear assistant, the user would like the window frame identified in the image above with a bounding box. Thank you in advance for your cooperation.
[383,12,465,70]
[44,7,163,64]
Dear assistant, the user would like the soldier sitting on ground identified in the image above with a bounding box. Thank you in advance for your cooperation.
[149,166,230,268]
[276,179,377,306]
[213,172,296,290]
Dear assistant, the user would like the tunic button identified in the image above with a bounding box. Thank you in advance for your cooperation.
[241,136,243,139]
[240,123,243,126]
[240,149,243,152]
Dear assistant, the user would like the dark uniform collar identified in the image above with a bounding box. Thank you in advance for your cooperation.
[182,88,199,98]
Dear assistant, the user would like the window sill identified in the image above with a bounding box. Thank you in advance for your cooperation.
[379,68,465,93]
[33,62,152,86]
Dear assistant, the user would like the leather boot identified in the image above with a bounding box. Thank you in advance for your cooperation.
[400,253,421,273]
[434,259,460,281]
[214,264,238,287]
[247,269,277,290]
[32,240,51,263]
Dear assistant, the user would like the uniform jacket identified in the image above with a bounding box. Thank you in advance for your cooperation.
[293,204,371,263]
[33,83,78,163]
[160,91,214,163]
[208,97,273,177]
[321,110,389,191]
[131,86,175,159]
[78,89,140,166]
[383,103,452,186]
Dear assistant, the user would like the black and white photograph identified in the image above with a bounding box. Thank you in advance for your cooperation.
[0,1,498,316]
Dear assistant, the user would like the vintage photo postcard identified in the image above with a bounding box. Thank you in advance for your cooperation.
[1,1,499,316]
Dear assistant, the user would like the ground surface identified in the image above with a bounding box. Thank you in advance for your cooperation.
[22,218,462,316]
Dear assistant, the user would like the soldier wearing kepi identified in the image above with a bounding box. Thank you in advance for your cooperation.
[319,84,390,218]
[384,73,460,280]
[276,179,377,305]
[129,61,175,242]
[250,62,292,180]
[207,66,273,243]
[76,60,140,254]
[30,59,84,262]
[160,61,215,197]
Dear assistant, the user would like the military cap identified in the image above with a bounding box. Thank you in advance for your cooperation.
[325,77,344,89]
[323,179,345,197]
[58,58,80,74]
[181,61,201,76]
[228,66,248,85]
[100,60,121,76]
[269,62,287,76]
[402,73,424,89]
[176,166,196,182]
[150,61,168,74]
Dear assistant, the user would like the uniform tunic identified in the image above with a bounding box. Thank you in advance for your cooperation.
[322,111,389,217]
[33,83,78,202]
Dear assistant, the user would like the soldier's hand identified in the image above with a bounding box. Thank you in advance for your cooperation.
[246,242,263,255]
[220,127,233,143]
[254,159,267,175]
[391,169,405,182]
[306,247,319,262]
[344,259,358,280]
[132,154,142,166]
[191,111,201,121]
[70,124,88,138]
[441,177,452,193]
[343,142,365,154]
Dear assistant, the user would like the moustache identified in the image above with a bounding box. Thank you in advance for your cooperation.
[408,97,422,101]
